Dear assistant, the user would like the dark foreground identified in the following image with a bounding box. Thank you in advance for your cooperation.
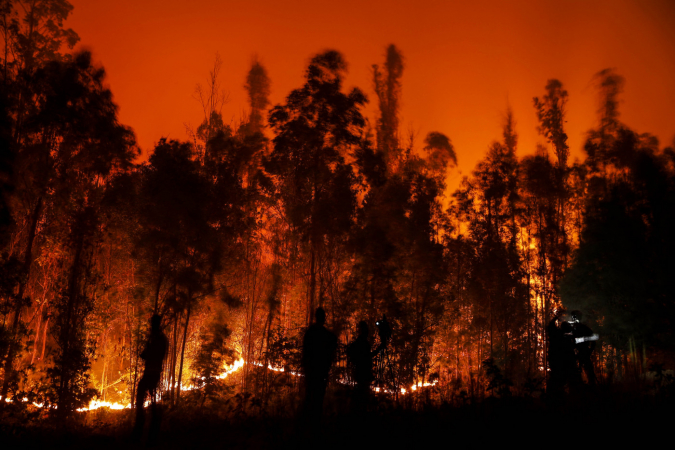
[1,385,673,449]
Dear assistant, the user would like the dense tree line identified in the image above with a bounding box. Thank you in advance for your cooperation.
[1,0,674,415]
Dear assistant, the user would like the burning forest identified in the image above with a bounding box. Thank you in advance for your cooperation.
[1,0,674,448]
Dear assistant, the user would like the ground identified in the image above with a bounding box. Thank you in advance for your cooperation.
[1,384,672,449]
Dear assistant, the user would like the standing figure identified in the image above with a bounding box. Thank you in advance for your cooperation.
[347,321,386,413]
[132,314,168,441]
[546,308,579,397]
[301,307,337,420]
[570,310,597,385]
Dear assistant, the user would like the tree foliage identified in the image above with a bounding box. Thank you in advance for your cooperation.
[1,7,674,417]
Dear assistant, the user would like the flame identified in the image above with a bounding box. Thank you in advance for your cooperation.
[80,357,247,411]
[5,358,437,412]
[215,357,246,379]
[372,380,438,395]
[0,395,45,409]
[77,400,130,412]
[251,361,301,376]
[410,380,438,392]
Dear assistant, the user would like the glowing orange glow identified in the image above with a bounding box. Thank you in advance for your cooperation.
[215,357,246,379]
[66,0,675,186]
[74,358,247,412]
[4,0,670,411]
[252,361,301,376]
[78,400,130,412]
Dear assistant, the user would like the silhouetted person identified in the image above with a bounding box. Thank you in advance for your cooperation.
[132,314,168,442]
[301,307,337,421]
[570,310,597,385]
[347,321,385,413]
[547,309,579,398]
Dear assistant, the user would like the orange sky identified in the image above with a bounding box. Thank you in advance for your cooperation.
[67,0,675,185]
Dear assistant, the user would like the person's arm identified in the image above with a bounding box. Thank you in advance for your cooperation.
[140,339,149,361]
[301,329,311,373]
[372,339,388,358]
[330,333,338,363]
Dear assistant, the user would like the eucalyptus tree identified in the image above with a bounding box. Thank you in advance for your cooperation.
[135,138,226,405]
[0,0,83,409]
[15,51,137,413]
[373,44,404,169]
[561,69,675,376]
[533,79,572,272]
[243,57,271,136]
[267,50,366,324]
[453,112,524,374]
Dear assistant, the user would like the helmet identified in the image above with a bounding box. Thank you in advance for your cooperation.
[571,310,582,323]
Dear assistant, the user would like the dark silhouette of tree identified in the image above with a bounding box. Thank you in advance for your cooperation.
[192,54,227,162]
[561,69,675,376]
[23,51,137,413]
[267,50,366,324]
[453,109,524,377]
[534,80,569,171]
[373,44,403,169]
[520,148,560,374]
[243,57,271,135]
[1,0,79,150]
[342,46,459,397]
[205,123,268,392]
[191,314,235,405]
[0,81,14,244]
[1,6,674,411]
[0,0,83,408]
[531,80,573,379]
[1,0,78,74]
[584,69,639,190]
[135,138,224,405]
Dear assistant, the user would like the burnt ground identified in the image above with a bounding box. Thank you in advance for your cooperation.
[1,384,673,449]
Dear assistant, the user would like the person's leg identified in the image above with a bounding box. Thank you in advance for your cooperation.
[132,377,149,439]
[148,386,163,445]
[582,358,597,385]
[352,381,368,414]
[317,379,327,415]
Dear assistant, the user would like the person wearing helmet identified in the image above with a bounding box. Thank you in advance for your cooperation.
[547,307,580,398]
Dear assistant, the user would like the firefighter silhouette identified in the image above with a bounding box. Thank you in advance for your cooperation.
[347,321,386,413]
[301,307,337,419]
[569,310,597,385]
[132,314,168,442]
[547,308,580,396]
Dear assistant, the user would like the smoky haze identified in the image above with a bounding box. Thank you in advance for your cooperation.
[66,0,675,184]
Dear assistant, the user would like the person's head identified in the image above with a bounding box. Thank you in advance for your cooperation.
[570,310,582,323]
[151,314,162,332]
[315,307,326,326]
[357,320,369,338]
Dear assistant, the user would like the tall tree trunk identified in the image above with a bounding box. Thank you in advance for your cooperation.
[153,262,163,315]
[0,196,42,403]
[100,329,108,399]
[308,242,316,325]
[40,317,49,362]
[170,313,178,405]
[176,302,191,406]
[131,310,140,408]
[57,225,86,412]
[30,306,43,365]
